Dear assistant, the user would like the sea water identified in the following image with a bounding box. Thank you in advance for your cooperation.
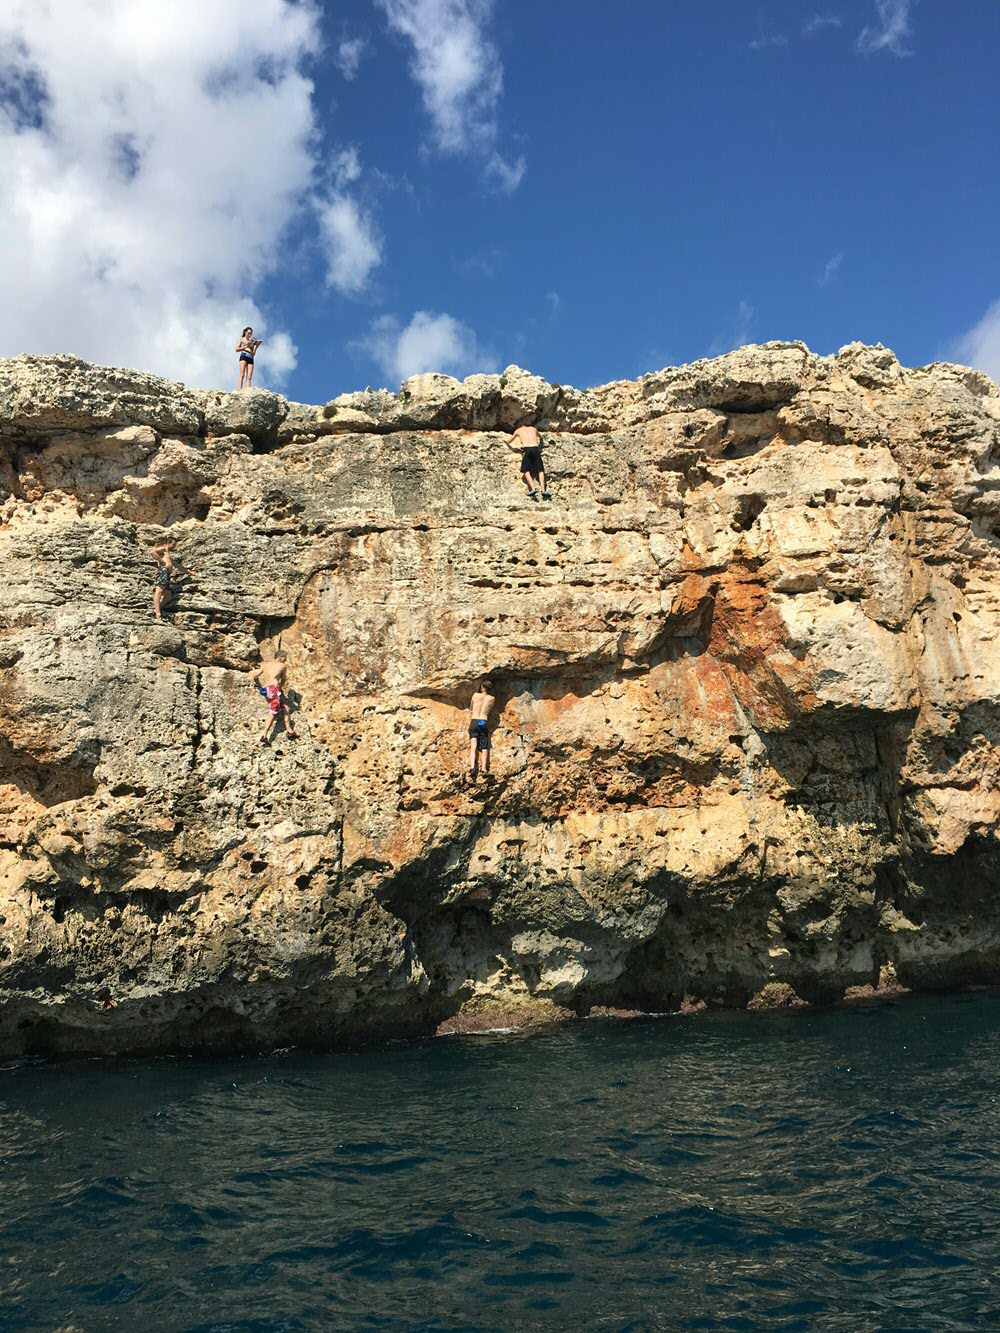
[3,993,1000,1331]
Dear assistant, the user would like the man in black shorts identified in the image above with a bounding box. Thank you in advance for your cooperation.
[506,424,551,501]
[468,679,496,781]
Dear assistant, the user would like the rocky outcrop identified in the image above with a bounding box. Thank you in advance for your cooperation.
[1,343,999,1054]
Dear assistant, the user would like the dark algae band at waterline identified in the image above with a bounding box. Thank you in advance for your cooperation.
[3,992,1000,1331]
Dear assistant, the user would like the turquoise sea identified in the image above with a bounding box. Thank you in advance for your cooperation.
[3,993,1000,1331]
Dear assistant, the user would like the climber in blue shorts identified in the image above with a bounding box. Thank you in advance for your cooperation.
[468,679,496,781]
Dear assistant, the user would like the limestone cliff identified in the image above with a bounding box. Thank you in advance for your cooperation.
[1,344,999,1054]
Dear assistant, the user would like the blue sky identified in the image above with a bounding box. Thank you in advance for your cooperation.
[1,0,997,402]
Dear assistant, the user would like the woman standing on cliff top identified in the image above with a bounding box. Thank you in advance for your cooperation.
[236,327,261,390]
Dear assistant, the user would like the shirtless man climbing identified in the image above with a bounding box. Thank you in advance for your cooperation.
[151,540,176,620]
[468,679,496,781]
[506,424,551,501]
[252,650,297,744]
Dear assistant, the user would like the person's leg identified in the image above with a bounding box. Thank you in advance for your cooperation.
[153,586,162,619]
[469,734,478,778]
[282,702,296,737]
[539,468,551,499]
[482,738,491,776]
[238,361,246,390]
[246,359,254,387]
[523,470,539,498]
[261,712,273,743]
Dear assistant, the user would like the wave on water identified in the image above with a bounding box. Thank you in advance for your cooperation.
[2,993,1000,1330]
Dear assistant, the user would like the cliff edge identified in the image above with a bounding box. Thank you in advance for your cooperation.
[2,343,999,1053]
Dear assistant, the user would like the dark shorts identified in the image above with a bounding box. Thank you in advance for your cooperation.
[520,447,543,475]
[240,353,254,364]
[469,720,491,751]
[154,568,171,588]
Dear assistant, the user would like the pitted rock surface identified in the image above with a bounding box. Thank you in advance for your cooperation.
[1,344,999,1053]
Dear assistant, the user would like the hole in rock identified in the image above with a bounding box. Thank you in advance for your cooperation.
[715,396,791,415]
[731,495,767,533]
[253,615,296,645]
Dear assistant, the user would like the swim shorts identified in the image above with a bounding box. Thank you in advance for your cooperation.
[154,567,171,588]
[262,684,283,715]
[469,719,491,751]
[520,447,543,475]
[240,353,254,365]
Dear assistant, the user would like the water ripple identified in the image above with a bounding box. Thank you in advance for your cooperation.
[2,992,1000,1330]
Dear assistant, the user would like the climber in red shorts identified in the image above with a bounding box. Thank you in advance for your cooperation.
[252,651,296,744]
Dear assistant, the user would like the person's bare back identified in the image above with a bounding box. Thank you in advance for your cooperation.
[251,650,296,743]
[470,686,495,722]
[468,680,496,780]
[510,425,540,449]
[254,656,287,689]
[505,424,550,501]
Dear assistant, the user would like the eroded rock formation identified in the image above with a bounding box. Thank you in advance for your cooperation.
[1,343,999,1053]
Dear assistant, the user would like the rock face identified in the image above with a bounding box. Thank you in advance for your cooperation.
[1,344,999,1054]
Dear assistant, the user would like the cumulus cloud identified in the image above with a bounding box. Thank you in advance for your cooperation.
[857,0,914,56]
[0,0,328,389]
[952,300,1000,383]
[357,310,498,383]
[335,35,369,80]
[317,196,382,295]
[377,0,523,188]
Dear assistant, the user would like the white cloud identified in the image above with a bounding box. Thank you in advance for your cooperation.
[357,310,497,383]
[803,14,843,34]
[0,0,326,390]
[952,300,1000,383]
[708,302,756,357]
[377,0,522,189]
[377,0,501,153]
[454,247,504,278]
[857,0,914,56]
[753,13,843,49]
[484,151,526,193]
[330,145,363,187]
[335,35,368,80]
[315,145,382,295]
[819,252,844,286]
[317,193,382,295]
